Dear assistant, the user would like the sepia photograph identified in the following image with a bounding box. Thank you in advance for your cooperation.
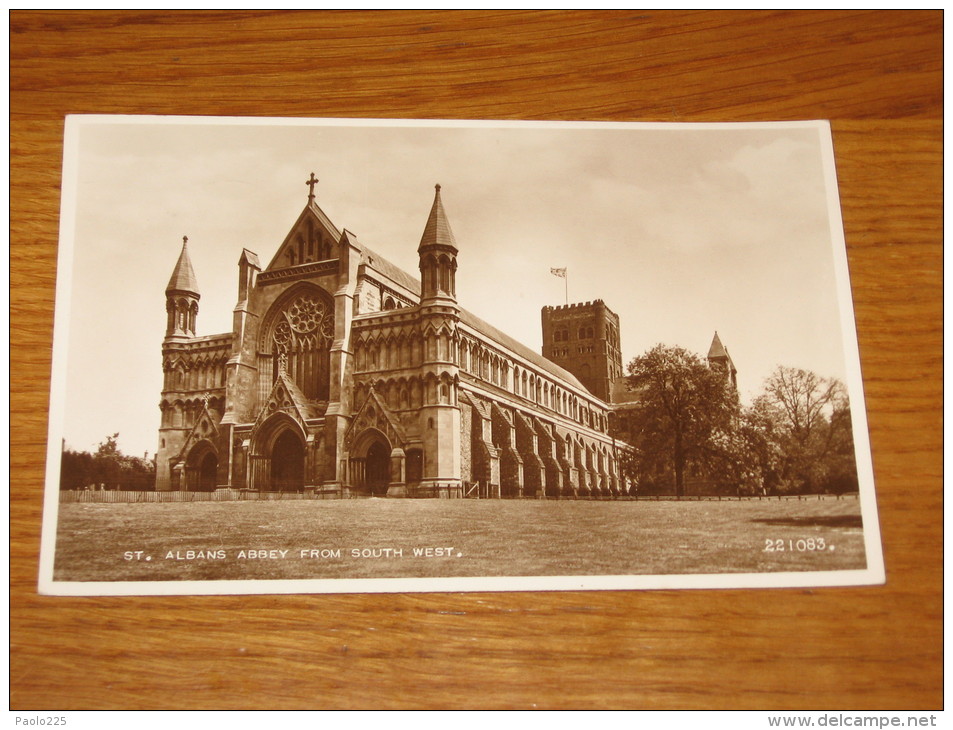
[39,115,884,595]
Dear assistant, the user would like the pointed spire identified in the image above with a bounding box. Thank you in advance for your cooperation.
[418,183,457,252]
[166,236,200,295]
[707,331,738,389]
[707,331,728,359]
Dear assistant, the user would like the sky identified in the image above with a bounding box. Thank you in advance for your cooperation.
[54,117,856,458]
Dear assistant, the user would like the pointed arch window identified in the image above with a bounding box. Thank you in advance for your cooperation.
[268,290,335,401]
[438,255,451,293]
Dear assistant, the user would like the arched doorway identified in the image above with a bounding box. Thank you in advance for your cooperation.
[271,429,304,492]
[185,443,218,492]
[198,451,217,491]
[349,429,394,496]
[366,440,390,496]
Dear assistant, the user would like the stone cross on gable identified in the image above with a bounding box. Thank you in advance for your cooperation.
[306,172,318,203]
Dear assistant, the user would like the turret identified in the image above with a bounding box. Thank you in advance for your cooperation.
[707,331,738,390]
[415,185,462,493]
[165,236,200,339]
[417,184,458,306]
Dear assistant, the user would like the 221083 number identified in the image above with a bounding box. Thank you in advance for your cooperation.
[764,538,830,552]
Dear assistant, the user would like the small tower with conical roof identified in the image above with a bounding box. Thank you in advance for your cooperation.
[416,184,462,495]
[707,331,738,390]
[418,184,458,306]
[165,236,200,340]
[157,236,203,492]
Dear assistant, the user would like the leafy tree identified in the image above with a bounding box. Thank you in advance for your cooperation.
[824,390,858,493]
[754,367,857,494]
[59,434,156,491]
[59,444,94,491]
[93,433,123,489]
[722,396,788,496]
[614,353,859,497]
[621,344,740,497]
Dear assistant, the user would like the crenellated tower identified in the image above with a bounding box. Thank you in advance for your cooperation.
[541,300,623,402]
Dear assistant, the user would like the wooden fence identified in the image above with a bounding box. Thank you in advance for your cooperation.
[60,490,309,503]
[60,489,859,504]
[625,493,858,502]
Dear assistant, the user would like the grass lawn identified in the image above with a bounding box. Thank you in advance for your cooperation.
[52,496,867,583]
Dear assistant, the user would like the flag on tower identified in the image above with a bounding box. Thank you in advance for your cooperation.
[550,267,567,278]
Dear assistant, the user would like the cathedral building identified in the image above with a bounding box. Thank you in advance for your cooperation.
[156,177,639,498]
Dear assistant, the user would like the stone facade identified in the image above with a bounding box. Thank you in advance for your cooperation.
[541,300,623,402]
[155,181,737,499]
[156,180,631,498]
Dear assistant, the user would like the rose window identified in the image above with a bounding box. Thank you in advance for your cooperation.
[273,295,333,351]
[268,293,333,402]
[286,296,325,334]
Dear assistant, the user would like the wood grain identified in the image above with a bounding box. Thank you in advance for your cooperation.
[11,11,941,710]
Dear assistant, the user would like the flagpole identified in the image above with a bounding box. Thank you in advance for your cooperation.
[550,267,568,304]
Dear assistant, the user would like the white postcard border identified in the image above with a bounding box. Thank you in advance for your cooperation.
[37,115,885,596]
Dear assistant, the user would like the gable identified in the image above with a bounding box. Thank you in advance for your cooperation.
[252,368,319,438]
[344,387,408,450]
[265,203,342,272]
[174,401,220,463]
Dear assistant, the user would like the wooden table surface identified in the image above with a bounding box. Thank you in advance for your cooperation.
[10,11,942,711]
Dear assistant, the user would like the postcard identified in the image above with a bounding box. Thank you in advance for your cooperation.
[38,116,884,595]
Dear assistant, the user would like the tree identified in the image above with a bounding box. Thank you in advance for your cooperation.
[93,433,123,489]
[754,367,857,494]
[59,434,156,491]
[824,388,859,493]
[622,344,740,497]
[59,445,94,491]
[734,396,786,495]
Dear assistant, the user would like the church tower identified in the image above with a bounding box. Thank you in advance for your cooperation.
[157,236,205,492]
[541,300,623,402]
[416,184,462,493]
[418,184,458,306]
[707,331,738,390]
[165,236,200,340]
